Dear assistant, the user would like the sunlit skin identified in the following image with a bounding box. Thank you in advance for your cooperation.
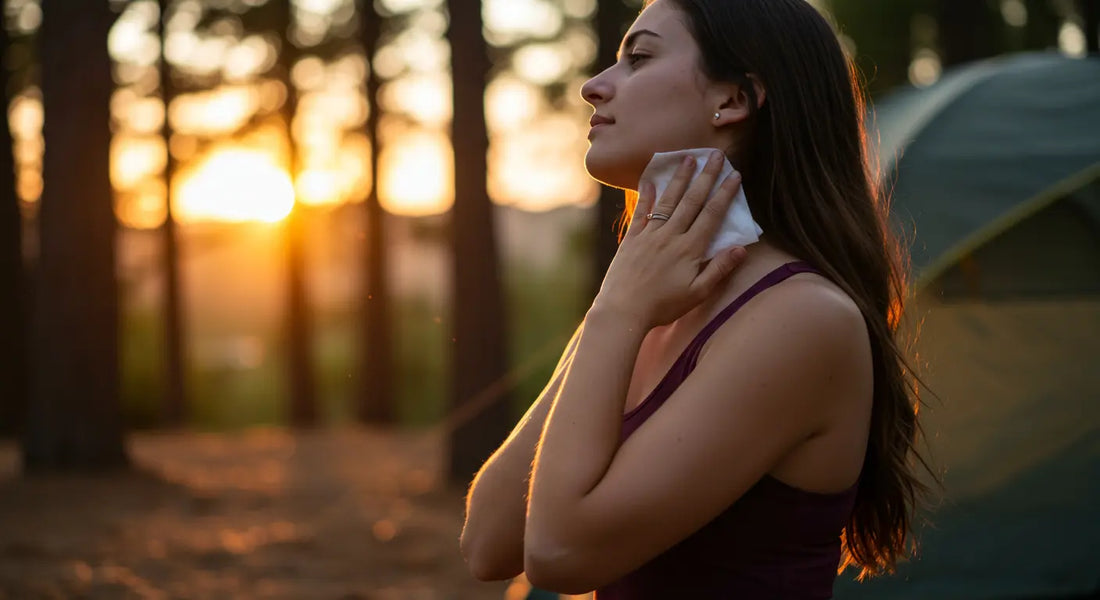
[580,3,756,190]
[460,1,873,591]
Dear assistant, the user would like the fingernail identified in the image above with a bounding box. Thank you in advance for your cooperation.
[710,149,724,163]
[683,156,695,168]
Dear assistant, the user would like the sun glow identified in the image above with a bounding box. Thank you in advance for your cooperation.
[175,149,295,223]
[378,127,452,216]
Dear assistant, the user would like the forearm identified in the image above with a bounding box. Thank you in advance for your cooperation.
[460,391,555,579]
[526,307,648,552]
[460,324,584,580]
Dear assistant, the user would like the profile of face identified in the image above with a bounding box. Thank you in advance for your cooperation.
[580,0,751,191]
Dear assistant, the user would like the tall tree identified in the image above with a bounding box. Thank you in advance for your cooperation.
[0,20,27,438]
[23,0,126,469]
[1083,0,1099,54]
[938,0,1001,67]
[355,0,394,424]
[446,0,513,484]
[830,0,919,96]
[276,0,318,427]
[591,0,637,300]
[1020,0,1063,51]
[157,0,188,427]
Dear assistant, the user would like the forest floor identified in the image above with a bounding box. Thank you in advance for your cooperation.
[0,428,560,600]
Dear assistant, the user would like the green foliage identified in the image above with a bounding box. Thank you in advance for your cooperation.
[504,247,589,416]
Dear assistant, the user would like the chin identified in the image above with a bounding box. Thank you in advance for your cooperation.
[584,149,644,191]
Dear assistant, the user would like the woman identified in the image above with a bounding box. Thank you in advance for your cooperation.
[460,0,930,596]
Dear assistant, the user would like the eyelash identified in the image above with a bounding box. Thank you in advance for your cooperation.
[626,52,650,67]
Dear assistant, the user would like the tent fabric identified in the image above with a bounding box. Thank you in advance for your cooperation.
[833,53,1100,599]
[834,299,1100,599]
[870,53,1100,286]
[929,181,1100,299]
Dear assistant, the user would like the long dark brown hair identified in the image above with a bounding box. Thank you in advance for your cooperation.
[629,0,936,580]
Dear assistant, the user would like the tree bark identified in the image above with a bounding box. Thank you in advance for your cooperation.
[276,0,318,427]
[829,0,917,96]
[590,0,635,301]
[23,0,127,470]
[446,0,513,485]
[0,22,28,438]
[938,0,1001,67]
[1083,0,1099,54]
[355,0,394,425]
[158,0,188,428]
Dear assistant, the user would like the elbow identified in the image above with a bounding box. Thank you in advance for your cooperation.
[460,530,523,582]
[523,543,599,595]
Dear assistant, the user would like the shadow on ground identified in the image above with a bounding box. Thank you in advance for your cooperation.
[0,428,511,600]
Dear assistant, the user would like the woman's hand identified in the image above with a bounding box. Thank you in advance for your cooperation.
[594,150,748,329]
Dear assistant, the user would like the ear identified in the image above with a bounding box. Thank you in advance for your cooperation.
[711,74,767,126]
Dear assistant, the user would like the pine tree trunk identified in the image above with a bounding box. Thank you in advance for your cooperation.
[23,0,127,470]
[0,21,27,438]
[356,0,394,425]
[938,0,1000,67]
[1083,0,1099,54]
[158,0,188,428]
[277,0,317,427]
[446,0,513,485]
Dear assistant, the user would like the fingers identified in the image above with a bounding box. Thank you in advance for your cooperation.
[691,246,748,297]
[646,155,697,227]
[666,149,727,232]
[687,170,742,243]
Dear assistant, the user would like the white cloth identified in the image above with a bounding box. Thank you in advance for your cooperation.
[638,148,763,259]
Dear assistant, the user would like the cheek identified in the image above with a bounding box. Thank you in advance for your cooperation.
[583,69,709,188]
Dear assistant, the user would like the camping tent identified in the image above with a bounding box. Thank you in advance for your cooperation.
[835,53,1100,599]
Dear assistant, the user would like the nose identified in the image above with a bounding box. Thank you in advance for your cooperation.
[580,66,614,107]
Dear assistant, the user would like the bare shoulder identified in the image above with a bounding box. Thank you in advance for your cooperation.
[696,269,873,428]
[706,271,869,360]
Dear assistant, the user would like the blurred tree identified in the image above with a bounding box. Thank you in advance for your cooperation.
[275,0,319,427]
[446,0,513,484]
[0,19,28,438]
[355,0,395,425]
[23,0,127,469]
[937,0,1001,67]
[157,0,188,428]
[591,0,637,300]
[829,0,923,96]
[1020,0,1063,51]
[1084,0,1099,53]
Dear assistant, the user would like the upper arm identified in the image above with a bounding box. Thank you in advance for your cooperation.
[536,283,870,589]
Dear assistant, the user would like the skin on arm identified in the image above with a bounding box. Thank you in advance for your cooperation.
[459,322,586,581]
[523,281,870,594]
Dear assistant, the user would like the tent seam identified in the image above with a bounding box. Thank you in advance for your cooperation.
[915,161,1100,291]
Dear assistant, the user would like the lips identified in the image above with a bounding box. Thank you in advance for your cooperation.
[589,114,615,128]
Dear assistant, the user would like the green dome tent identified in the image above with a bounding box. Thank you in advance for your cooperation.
[836,53,1100,599]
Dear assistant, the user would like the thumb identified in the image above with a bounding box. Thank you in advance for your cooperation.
[693,246,748,293]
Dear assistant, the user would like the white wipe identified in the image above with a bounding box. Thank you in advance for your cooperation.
[638,148,763,259]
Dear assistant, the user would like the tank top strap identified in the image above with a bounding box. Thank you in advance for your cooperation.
[621,261,822,428]
[683,261,820,366]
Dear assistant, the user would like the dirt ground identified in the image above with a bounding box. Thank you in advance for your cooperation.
[0,428,535,600]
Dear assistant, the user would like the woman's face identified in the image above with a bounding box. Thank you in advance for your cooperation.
[581,0,730,190]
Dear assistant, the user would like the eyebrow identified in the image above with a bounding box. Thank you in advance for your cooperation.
[616,29,662,60]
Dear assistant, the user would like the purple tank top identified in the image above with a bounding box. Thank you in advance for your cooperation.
[595,262,859,600]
